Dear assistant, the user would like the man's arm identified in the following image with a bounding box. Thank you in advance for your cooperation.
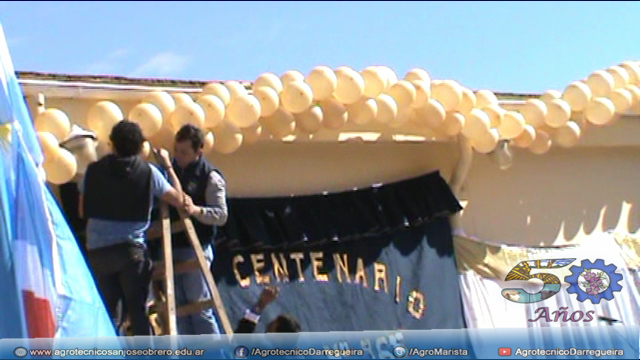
[77,176,85,219]
[234,286,279,334]
[192,171,228,226]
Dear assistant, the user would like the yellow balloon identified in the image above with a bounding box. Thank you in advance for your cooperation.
[374,94,398,124]
[128,103,163,138]
[150,126,175,154]
[544,99,571,128]
[202,83,231,106]
[261,107,296,138]
[457,87,476,115]
[294,105,323,133]
[409,80,430,109]
[440,111,465,136]
[281,70,305,85]
[388,80,417,109]
[609,88,633,113]
[497,111,525,139]
[44,147,77,185]
[404,68,430,83]
[529,130,551,155]
[334,68,365,104]
[585,97,615,125]
[172,93,194,106]
[226,94,261,128]
[475,90,498,108]
[252,86,280,117]
[620,61,640,85]
[554,121,581,148]
[35,109,71,142]
[481,104,504,127]
[254,73,284,93]
[224,81,248,98]
[377,66,398,90]
[431,80,462,112]
[512,124,536,148]
[361,66,386,97]
[141,141,151,159]
[346,97,377,125]
[540,90,561,103]
[281,81,313,113]
[203,132,215,154]
[586,70,614,97]
[196,95,226,129]
[562,81,592,112]
[471,128,499,154]
[462,108,490,138]
[606,66,629,89]
[169,102,205,132]
[412,99,446,129]
[521,99,547,127]
[625,85,640,105]
[87,101,124,141]
[320,98,348,129]
[212,120,243,154]
[306,66,337,101]
[388,108,411,128]
[143,91,176,119]
[241,123,263,145]
[37,132,60,162]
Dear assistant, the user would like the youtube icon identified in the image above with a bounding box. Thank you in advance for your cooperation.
[498,348,512,356]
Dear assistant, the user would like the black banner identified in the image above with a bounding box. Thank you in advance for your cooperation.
[213,217,465,332]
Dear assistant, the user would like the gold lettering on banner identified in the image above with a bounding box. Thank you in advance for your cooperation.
[333,253,351,283]
[271,253,289,283]
[407,290,426,319]
[233,255,251,288]
[374,262,389,293]
[354,258,368,288]
[290,252,306,282]
[310,252,329,282]
[250,254,270,284]
[395,276,402,303]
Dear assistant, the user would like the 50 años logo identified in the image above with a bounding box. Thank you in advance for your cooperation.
[500,258,623,322]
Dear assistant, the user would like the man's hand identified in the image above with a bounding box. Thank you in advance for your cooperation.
[153,148,172,169]
[182,194,200,216]
[256,286,280,310]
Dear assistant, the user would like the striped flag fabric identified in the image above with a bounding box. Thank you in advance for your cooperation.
[0,22,120,342]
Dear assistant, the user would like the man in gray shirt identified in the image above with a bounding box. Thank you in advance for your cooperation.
[165,124,228,335]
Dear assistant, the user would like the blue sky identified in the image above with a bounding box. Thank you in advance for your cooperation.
[1,1,639,93]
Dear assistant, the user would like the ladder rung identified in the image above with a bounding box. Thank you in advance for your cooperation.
[156,299,216,317]
[147,220,186,240]
[152,259,201,280]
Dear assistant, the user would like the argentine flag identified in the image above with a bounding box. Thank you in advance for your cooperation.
[0,22,120,345]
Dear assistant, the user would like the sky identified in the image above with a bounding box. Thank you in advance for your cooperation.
[1,1,639,94]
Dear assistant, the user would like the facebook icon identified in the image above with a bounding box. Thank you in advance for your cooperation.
[234,346,249,358]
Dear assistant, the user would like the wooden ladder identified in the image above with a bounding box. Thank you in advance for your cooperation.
[147,203,233,336]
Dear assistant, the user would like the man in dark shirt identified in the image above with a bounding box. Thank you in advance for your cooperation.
[168,124,228,335]
[80,120,196,335]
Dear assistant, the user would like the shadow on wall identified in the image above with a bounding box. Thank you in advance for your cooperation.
[460,147,640,246]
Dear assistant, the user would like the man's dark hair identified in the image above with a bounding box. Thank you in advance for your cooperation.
[175,124,204,152]
[109,120,145,157]
[270,314,301,333]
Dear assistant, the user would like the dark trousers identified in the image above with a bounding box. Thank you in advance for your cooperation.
[88,242,153,336]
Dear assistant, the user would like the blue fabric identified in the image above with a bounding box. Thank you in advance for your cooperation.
[83,165,172,250]
[0,23,119,341]
[173,244,221,335]
[0,130,27,338]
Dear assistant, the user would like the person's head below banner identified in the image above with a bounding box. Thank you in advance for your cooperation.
[174,124,204,169]
[266,314,301,333]
[109,120,145,158]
